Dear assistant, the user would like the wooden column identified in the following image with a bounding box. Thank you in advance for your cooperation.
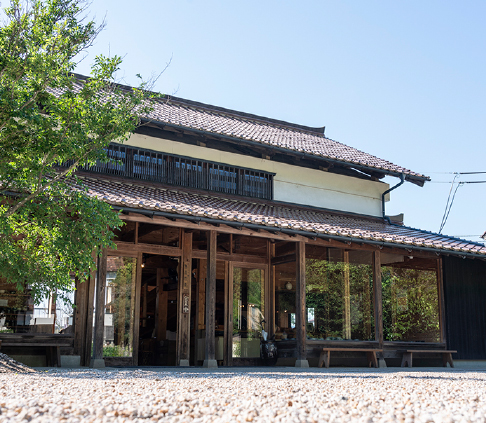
[203,230,218,368]
[295,241,309,367]
[437,257,447,344]
[177,230,193,366]
[373,250,385,347]
[73,278,87,361]
[268,241,275,337]
[83,265,96,367]
[90,249,107,368]
[132,251,143,366]
[343,250,351,340]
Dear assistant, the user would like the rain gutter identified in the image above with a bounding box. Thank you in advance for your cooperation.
[382,173,405,224]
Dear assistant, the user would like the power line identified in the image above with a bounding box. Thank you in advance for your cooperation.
[439,175,463,234]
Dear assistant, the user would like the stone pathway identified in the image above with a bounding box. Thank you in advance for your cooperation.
[1,367,486,422]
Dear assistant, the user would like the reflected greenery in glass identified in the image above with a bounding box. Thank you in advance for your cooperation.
[382,267,440,342]
[305,251,374,341]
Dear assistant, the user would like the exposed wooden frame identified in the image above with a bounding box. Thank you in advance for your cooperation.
[204,230,217,367]
[224,261,232,366]
[373,250,384,348]
[83,263,96,367]
[132,251,143,366]
[295,241,307,365]
[118,212,441,260]
[92,249,107,363]
[177,230,193,366]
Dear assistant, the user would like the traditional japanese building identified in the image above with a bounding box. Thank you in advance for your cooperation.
[2,75,486,368]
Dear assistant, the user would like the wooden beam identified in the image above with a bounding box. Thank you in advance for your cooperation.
[204,230,217,367]
[109,241,182,257]
[92,249,107,364]
[271,253,296,266]
[177,231,193,366]
[295,241,308,367]
[119,213,309,243]
[373,250,384,347]
[192,249,266,264]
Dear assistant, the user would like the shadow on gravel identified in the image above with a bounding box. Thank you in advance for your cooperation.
[23,367,486,383]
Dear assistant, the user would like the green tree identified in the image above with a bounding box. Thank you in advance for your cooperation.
[0,0,157,301]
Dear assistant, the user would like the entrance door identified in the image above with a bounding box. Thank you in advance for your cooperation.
[227,264,266,366]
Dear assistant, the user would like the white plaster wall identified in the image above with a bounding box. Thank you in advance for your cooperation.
[124,134,390,217]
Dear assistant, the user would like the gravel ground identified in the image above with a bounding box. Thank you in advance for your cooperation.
[1,367,486,422]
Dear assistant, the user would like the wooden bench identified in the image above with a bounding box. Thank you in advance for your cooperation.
[318,348,383,368]
[0,334,74,367]
[401,350,457,368]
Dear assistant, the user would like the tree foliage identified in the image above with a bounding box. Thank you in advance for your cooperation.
[0,0,156,301]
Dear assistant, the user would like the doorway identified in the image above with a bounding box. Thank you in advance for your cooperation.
[227,263,267,366]
[139,254,179,366]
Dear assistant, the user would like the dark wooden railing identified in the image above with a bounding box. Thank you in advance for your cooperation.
[72,143,274,200]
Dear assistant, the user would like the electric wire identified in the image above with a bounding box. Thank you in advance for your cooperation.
[439,175,463,234]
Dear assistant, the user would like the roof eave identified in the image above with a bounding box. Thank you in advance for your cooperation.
[138,118,430,186]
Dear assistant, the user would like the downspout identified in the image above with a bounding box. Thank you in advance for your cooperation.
[382,173,405,224]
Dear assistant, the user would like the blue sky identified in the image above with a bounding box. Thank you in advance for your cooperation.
[76,1,486,243]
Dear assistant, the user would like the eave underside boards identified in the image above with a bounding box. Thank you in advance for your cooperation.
[72,175,486,258]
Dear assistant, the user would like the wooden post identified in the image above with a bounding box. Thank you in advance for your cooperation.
[132,251,143,366]
[224,261,232,366]
[203,230,218,368]
[83,264,96,367]
[343,250,351,340]
[73,277,87,361]
[373,250,386,366]
[90,249,107,368]
[295,241,309,367]
[268,241,275,337]
[128,259,137,363]
[436,257,447,345]
[177,230,193,366]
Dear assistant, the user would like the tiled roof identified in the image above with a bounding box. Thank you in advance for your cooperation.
[74,176,486,256]
[61,75,429,183]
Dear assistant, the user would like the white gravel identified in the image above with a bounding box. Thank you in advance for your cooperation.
[1,367,486,422]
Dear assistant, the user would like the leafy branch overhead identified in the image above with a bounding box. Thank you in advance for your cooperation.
[0,0,160,301]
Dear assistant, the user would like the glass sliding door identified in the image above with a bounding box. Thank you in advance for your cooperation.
[230,265,265,363]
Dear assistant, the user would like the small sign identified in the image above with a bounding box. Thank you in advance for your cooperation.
[183,294,190,314]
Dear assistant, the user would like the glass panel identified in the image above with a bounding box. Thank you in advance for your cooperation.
[274,260,296,341]
[103,257,136,357]
[381,254,440,342]
[232,267,265,358]
[305,247,374,341]
[0,279,64,334]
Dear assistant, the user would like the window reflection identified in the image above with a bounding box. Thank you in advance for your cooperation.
[381,254,440,342]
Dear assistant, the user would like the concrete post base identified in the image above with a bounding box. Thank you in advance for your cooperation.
[179,359,190,367]
[378,358,387,368]
[295,359,310,368]
[202,359,218,368]
[60,355,81,368]
[89,358,105,368]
